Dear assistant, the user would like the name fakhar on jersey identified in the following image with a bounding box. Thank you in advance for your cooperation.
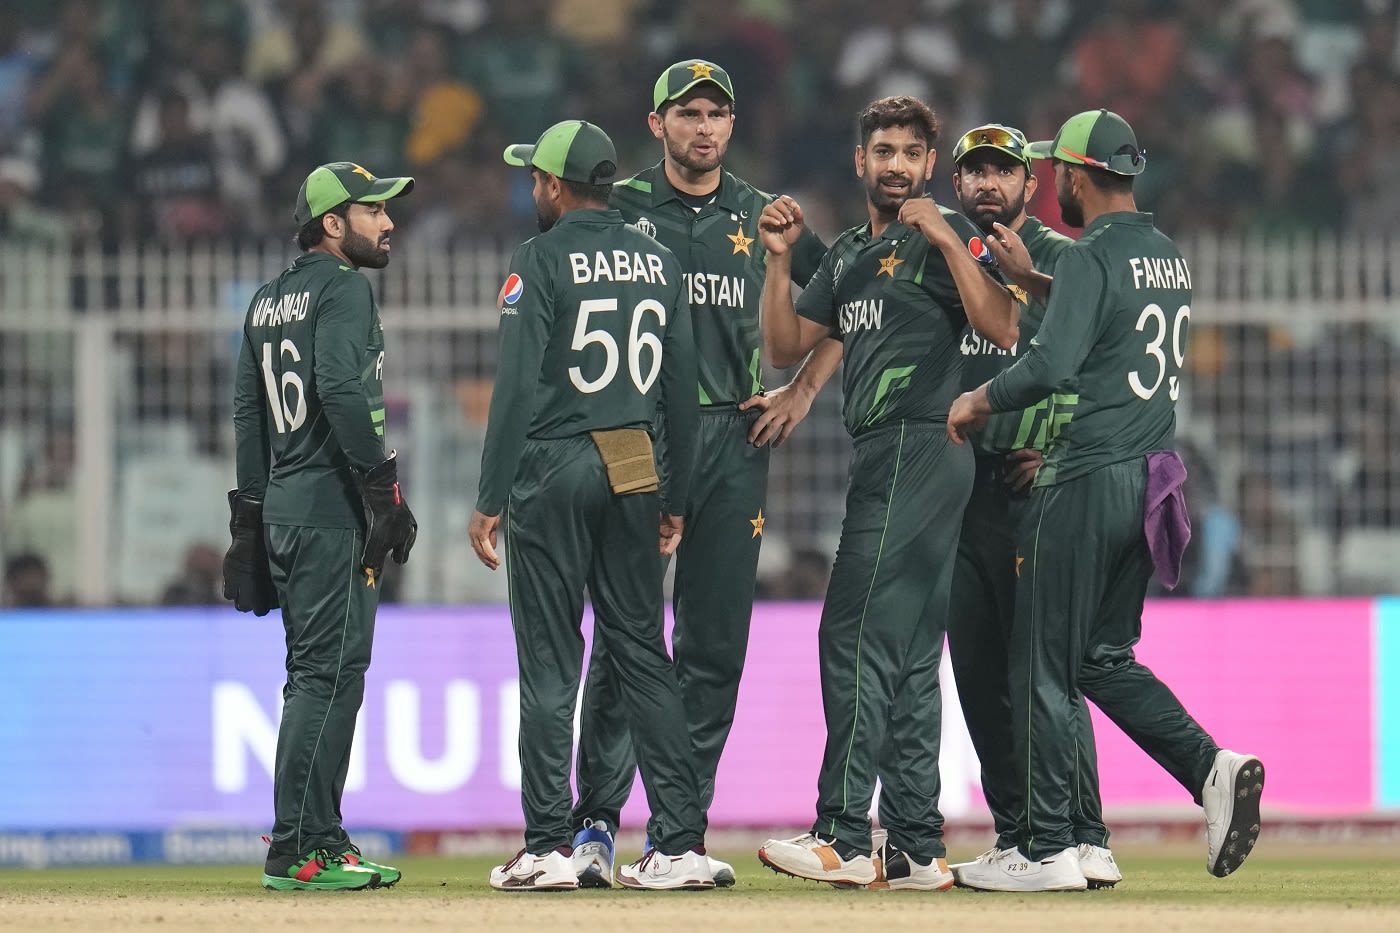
[839,298,883,333]
[251,291,310,327]
[570,250,668,285]
[1130,256,1192,290]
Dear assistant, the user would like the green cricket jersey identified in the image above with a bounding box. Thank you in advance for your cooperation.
[987,211,1190,486]
[233,252,388,529]
[797,206,982,437]
[611,163,826,406]
[961,216,1075,454]
[475,208,698,516]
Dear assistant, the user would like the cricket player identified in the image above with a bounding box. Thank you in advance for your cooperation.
[948,110,1265,892]
[470,119,713,892]
[571,59,836,889]
[226,161,418,891]
[755,96,1018,890]
[944,123,1120,888]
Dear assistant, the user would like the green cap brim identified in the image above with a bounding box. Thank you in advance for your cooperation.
[503,144,534,168]
[357,176,414,202]
[655,77,732,110]
[1026,140,1055,160]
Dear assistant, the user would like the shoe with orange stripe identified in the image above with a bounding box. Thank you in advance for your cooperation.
[758,833,876,887]
[262,848,381,891]
[868,831,955,891]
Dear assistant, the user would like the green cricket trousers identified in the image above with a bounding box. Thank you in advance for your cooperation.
[813,420,972,862]
[947,455,1107,852]
[506,434,704,855]
[573,408,767,832]
[264,524,377,860]
[1013,458,1220,860]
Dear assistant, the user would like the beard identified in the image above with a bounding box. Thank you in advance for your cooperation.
[865,172,925,217]
[663,128,724,174]
[535,199,559,233]
[960,189,1027,234]
[1058,186,1085,228]
[342,225,390,269]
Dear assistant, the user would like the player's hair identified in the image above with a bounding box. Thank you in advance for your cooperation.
[656,90,734,118]
[857,96,939,148]
[561,178,614,205]
[295,202,351,251]
[1078,164,1134,194]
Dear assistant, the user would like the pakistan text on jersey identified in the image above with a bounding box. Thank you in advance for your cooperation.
[569,250,668,285]
[251,291,311,327]
[839,298,883,333]
[1129,256,1192,290]
[683,273,745,309]
[961,331,1019,356]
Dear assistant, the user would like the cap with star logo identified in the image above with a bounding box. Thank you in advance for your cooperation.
[293,162,415,225]
[653,59,736,110]
[503,120,618,185]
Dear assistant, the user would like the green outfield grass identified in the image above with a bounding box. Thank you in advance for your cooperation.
[4,844,1399,906]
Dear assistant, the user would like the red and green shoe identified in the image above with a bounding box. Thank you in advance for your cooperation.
[343,844,402,887]
[262,848,381,891]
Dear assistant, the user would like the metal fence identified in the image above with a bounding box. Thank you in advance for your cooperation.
[2,234,1398,606]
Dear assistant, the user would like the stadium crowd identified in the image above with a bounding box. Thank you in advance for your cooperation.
[0,0,1397,246]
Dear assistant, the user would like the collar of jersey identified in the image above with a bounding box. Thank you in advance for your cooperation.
[856,220,913,244]
[1081,210,1152,237]
[649,162,742,214]
[551,207,623,229]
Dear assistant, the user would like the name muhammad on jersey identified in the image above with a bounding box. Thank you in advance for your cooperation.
[251,290,310,327]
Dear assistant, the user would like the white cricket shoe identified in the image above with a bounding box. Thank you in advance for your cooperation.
[950,846,1013,874]
[617,849,715,890]
[489,849,579,891]
[707,856,735,888]
[758,833,876,887]
[1075,844,1122,888]
[1203,749,1265,877]
[953,845,1087,892]
[868,833,954,892]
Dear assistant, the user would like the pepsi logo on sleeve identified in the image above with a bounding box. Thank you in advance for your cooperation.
[497,273,524,310]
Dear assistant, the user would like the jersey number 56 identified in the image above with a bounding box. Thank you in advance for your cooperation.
[569,298,667,395]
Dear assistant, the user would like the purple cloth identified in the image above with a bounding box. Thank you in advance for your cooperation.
[1144,450,1192,590]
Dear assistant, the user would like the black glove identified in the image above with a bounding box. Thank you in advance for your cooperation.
[223,490,279,616]
[351,451,418,584]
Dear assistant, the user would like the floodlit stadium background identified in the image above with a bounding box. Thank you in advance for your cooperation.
[2,0,1399,865]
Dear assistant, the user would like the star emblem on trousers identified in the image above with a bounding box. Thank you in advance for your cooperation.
[750,509,765,538]
[877,249,904,277]
[728,223,754,256]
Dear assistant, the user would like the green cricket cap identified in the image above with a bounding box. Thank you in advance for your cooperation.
[503,120,618,185]
[953,123,1032,168]
[293,162,414,225]
[653,59,735,110]
[1026,109,1147,176]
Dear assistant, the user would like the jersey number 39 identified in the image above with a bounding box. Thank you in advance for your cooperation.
[1129,303,1190,401]
[568,298,666,395]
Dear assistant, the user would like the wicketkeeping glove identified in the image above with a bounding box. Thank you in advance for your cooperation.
[222,490,279,616]
[351,451,418,586]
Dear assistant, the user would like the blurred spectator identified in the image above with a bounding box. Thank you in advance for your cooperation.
[120,88,225,240]
[1236,467,1303,595]
[968,0,1075,132]
[309,55,410,173]
[30,54,127,236]
[6,428,77,604]
[161,542,223,605]
[0,156,66,245]
[834,0,965,118]
[403,27,484,167]
[0,5,40,148]
[457,0,585,141]
[128,30,286,234]
[1337,73,1400,230]
[1069,0,1181,124]
[4,552,52,608]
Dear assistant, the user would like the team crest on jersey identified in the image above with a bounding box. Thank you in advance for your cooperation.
[498,273,524,308]
[634,217,658,239]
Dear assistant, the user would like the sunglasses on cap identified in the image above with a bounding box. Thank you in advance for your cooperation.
[1057,143,1148,175]
[952,125,1028,163]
